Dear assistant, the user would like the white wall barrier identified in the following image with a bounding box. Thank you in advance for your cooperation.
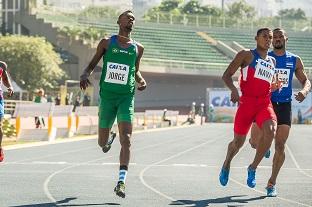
[75,106,98,135]
[13,103,183,141]
[14,102,56,141]
[13,103,99,141]
[133,112,145,130]
[52,105,75,138]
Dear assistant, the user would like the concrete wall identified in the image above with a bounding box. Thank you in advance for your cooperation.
[134,73,225,111]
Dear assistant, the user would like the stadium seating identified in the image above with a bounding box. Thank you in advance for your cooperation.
[77,21,231,64]
[37,13,312,70]
[206,28,312,67]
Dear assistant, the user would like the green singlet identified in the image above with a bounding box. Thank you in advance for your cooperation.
[99,35,138,128]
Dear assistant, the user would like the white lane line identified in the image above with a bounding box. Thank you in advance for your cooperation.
[101,162,137,166]
[173,163,198,167]
[139,136,219,203]
[43,132,196,206]
[229,142,312,207]
[286,144,312,178]
[32,161,68,165]
[4,161,312,172]
[229,178,312,207]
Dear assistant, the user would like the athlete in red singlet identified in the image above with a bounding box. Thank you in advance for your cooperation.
[219,28,279,189]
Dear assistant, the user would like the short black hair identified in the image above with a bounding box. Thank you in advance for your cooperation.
[273,28,287,37]
[118,10,134,21]
[0,61,7,69]
[256,27,271,36]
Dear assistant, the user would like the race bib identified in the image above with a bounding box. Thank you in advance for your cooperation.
[104,62,129,85]
[254,59,275,83]
[275,68,290,87]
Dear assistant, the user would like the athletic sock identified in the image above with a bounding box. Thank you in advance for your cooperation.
[118,165,128,184]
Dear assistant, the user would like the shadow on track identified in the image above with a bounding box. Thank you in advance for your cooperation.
[10,197,120,207]
[170,195,267,207]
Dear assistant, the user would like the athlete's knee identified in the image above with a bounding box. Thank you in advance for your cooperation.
[120,133,131,148]
[263,126,276,140]
[249,138,257,149]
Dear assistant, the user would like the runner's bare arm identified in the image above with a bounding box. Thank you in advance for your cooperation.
[0,62,14,97]
[135,43,146,91]
[294,56,311,102]
[80,38,108,90]
[222,50,251,103]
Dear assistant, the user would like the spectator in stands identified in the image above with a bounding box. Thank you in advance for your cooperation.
[55,94,61,105]
[162,109,171,126]
[72,95,81,112]
[46,93,53,103]
[34,88,47,128]
[79,10,147,198]
[297,109,303,124]
[182,102,196,125]
[191,101,196,119]
[83,93,91,106]
[65,93,70,105]
[208,104,215,122]
[0,61,14,162]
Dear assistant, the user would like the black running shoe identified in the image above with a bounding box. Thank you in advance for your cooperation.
[102,131,116,153]
[114,181,126,198]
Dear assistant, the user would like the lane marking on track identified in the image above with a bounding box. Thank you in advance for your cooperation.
[3,161,312,172]
[139,134,221,203]
[139,137,312,207]
[43,132,200,206]
[229,142,312,207]
[286,144,312,178]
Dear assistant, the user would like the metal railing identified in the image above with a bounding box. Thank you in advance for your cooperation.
[142,58,312,78]
[4,100,32,115]
[142,58,228,76]
[142,12,312,32]
[35,9,312,33]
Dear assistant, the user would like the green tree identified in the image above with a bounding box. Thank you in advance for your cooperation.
[278,8,306,20]
[79,6,118,19]
[143,0,182,22]
[201,5,222,16]
[226,0,255,19]
[158,0,182,12]
[181,0,202,14]
[0,35,66,91]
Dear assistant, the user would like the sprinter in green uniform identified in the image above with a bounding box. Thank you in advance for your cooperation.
[80,10,146,198]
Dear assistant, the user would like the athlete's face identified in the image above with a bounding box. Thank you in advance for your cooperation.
[256,30,273,50]
[273,30,287,50]
[118,12,135,32]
